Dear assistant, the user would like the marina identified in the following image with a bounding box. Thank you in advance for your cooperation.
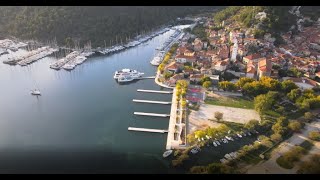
[0,25,188,173]
[150,28,185,66]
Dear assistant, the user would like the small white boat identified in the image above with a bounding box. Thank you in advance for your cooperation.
[213,142,217,147]
[163,150,173,158]
[191,149,198,154]
[31,89,41,95]
[216,141,220,146]
[237,133,242,138]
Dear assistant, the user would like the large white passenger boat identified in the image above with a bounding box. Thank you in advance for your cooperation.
[113,69,144,80]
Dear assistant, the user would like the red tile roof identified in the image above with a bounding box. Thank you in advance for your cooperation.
[244,53,262,60]
[165,62,182,70]
[259,58,272,72]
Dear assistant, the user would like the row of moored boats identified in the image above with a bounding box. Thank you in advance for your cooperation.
[0,39,28,52]
[3,46,59,65]
[49,50,94,70]
[150,29,185,66]
[99,28,171,55]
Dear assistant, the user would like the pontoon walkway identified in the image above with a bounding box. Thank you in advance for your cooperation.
[137,89,173,94]
[128,127,168,133]
[132,99,171,105]
[134,112,170,117]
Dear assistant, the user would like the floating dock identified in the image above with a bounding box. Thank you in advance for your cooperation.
[134,112,170,117]
[137,89,173,94]
[128,127,168,133]
[132,99,171,105]
[137,76,156,79]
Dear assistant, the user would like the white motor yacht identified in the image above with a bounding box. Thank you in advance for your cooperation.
[114,69,144,79]
[31,89,41,95]
[62,64,75,70]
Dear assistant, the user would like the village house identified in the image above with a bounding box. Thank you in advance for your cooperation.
[243,53,263,64]
[182,69,194,77]
[218,46,229,59]
[212,58,229,72]
[200,67,212,75]
[304,72,316,79]
[190,74,205,84]
[165,61,183,73]
[175,54,197,64]
[257,58,272,79]
[246,60,257,79]
[193,38,204,51]
[237,45,248,58]
[243,38,259,46]
[168,74,184,86]
[197,59,212,69]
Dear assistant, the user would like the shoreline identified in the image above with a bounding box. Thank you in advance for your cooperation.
[154,70,174,89]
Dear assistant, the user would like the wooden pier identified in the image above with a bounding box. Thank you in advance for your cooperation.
[137,89,173,94]
[128,127,168,133]
[132,99,171,105]
[134,112,170,117]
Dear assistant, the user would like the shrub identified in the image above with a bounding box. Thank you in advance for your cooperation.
[288,120,302,132]
[309,131,320,141]
[214,111,223,122]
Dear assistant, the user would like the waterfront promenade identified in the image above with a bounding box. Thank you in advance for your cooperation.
[166,88,181,150]
[155,70,174,89]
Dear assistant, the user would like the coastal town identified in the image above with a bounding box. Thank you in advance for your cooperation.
[151,7,320,174]
[0,6,319,174]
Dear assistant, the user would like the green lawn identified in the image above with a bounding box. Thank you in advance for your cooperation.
[205,96,254,109]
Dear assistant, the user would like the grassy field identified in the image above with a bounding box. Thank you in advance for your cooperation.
[205,96,254,109]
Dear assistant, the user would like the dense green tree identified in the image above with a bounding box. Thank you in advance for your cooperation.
[0,6,215,47]
[254,91,278,113]
[288,120,302,132]
[309,131,320,141]
[287,89,302,102]
[218,81,237,91]
[206,163,235,174]
[236,77,255,89]
[189,166,208,174]
[304,112,315,122]
[244,119,260,130]
[281,80,299,94]
[270,133,283,142]
[297,154,320,174]
[200,76,211,85]
[202,81,212,89]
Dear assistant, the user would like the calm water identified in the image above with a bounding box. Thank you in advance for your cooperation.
[0,27,189,173]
